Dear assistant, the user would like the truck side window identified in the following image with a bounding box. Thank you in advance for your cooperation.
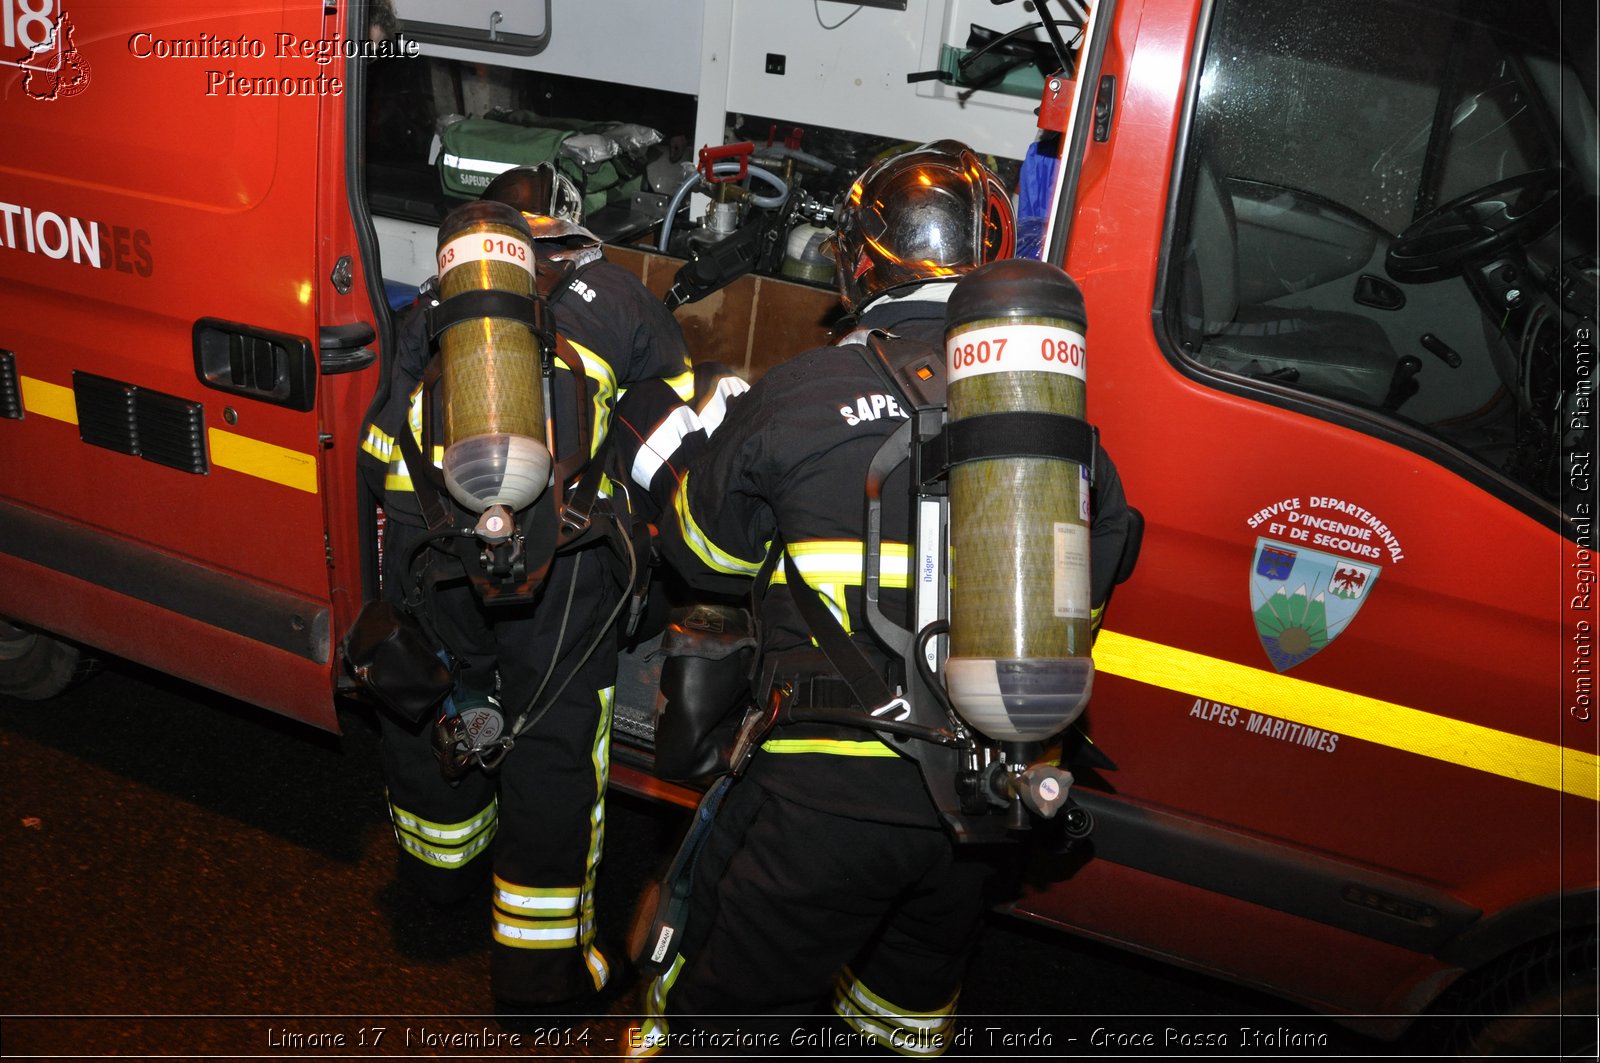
[1168,0,1597,521]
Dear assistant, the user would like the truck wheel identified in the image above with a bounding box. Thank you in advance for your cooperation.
[0,618,96,700]
[1446,928,1599,1060]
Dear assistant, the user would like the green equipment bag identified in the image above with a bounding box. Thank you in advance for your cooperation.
[437,114,644,216]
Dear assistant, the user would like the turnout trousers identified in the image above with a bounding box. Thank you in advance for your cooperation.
[378,520,623,1005]
[638,763,991,1056]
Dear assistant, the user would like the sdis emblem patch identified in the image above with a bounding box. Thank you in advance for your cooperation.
[1244,494,1405,672]
[1250,538,1380,672]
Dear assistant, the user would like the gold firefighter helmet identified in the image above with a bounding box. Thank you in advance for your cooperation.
[523,214,604,269]
[482,164,603,269]
[831,140,1016,312]
[482,162,587,226]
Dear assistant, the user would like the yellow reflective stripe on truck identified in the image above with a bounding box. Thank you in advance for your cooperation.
[1094,629,1600,801]
[206,428,318,494]
[20,376,76,423]
[20,374,318,494]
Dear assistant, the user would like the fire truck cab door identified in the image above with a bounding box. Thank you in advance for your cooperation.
[1017,0,1596,1016]
[0,1,370,730]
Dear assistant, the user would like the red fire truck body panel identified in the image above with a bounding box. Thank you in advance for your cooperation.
[1,0,1592,1041]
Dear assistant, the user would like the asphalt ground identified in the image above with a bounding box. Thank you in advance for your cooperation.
[0,655,1398,1060]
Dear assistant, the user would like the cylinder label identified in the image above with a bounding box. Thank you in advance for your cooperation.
[947,323,1086,383]
[1053,521,1091,619]
[437,232,534,276]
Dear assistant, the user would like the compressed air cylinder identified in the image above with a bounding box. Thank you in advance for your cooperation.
[434,200,551,514]
[943,259,1093,742]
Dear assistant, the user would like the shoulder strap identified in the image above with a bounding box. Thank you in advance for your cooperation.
[782,549,898,712]
[396,357,460,535]
[779,549,963,751]
[860,330,947,411]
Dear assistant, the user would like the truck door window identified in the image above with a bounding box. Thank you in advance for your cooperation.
[1168,0,1596,523]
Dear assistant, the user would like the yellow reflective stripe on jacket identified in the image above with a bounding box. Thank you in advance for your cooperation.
[761,738,900,757]
[674,469,767,576]
[1094,629,1600,801]
[770,540,911,586]
[662,369,696,402]
[363,418,440,495]
[362,422,393,464]
[770,539,910,634]
[369,380,436,495]
[565,337,617,457]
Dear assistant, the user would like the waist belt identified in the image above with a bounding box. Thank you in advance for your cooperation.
[755,672,861,746]
[785,674,863,712]
[771,673,875,746]
[772,671,955,751]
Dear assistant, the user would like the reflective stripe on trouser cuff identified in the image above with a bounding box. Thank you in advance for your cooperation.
[493,876,586,949]
[834,969,958,1057]
[492,875,611,990]
[628,954,685,1057]
[389,797,497,869]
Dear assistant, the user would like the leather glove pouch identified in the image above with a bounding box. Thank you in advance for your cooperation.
[654,602,757,782]
[342,600,454,723]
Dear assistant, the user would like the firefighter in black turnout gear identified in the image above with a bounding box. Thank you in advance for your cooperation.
[620,142,1137,1053]
[357,164,694,1008]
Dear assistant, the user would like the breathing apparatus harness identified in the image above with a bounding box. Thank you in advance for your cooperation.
[632,275,1111,977]
[394,250,651,781]
[748,327,1092,845]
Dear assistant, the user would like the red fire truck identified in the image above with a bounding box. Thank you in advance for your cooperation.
[1,0,1593,1054]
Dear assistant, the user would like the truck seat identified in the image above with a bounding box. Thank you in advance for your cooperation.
[1178,155,1405,410]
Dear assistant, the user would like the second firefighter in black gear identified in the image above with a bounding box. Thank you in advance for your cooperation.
[618,142,1138,1052]
[357,165,696,1007]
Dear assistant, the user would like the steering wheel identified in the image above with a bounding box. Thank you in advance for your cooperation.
[1385,169,1565,283]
